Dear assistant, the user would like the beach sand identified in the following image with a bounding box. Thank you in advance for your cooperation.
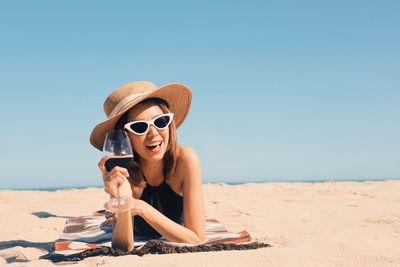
[0,180,399,266]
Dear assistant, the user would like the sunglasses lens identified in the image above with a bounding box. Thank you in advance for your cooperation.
[130,122,148,134]
[154,115,171,129]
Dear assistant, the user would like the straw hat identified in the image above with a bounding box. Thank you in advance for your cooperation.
[90,81,192,151]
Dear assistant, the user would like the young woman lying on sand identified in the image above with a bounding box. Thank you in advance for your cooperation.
[90,81,205,252]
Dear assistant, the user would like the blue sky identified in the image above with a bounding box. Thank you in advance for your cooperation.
[0,1,399,189]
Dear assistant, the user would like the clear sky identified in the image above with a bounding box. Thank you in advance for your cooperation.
[0,1,399,189]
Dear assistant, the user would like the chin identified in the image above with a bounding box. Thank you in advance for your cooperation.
[143,149,166,162]
[149,154,165,161]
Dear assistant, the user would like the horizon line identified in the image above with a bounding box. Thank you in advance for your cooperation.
[1,177,399,191]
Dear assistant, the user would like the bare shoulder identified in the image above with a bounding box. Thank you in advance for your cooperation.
[168,147,201,195]
[177,146,200,164]
[175,146,202,185]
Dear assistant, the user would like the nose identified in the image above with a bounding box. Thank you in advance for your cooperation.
[147,124,159,137]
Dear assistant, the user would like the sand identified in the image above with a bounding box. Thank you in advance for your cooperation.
[0,180,399,266]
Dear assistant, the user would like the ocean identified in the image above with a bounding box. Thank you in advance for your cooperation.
[1,178,398,191]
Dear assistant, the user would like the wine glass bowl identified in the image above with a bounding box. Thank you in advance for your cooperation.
[103,129,134,170]
[103,129,134,212]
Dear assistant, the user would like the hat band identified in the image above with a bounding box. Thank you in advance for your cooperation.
[109,92,148,118]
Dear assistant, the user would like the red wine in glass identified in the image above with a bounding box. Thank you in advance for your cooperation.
[105,155,134,172]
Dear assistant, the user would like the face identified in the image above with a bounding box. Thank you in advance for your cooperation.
[125,102,170,163]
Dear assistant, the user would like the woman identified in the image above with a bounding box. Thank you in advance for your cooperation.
[90,81,205,252]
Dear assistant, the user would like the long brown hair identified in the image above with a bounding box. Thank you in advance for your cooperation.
[114,98,178,198]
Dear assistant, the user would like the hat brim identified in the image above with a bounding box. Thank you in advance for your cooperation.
[90,83,192,151]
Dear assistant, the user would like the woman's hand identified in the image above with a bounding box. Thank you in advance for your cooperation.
[98,156,133,199]
[103,199,149,224]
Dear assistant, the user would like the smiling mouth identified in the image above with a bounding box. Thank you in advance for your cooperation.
[146,141,162,151]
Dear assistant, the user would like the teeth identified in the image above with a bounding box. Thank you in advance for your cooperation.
[147,141,162,147]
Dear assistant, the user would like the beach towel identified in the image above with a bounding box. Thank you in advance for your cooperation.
[42,210,270,262]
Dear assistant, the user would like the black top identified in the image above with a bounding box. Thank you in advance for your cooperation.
[134,177,184,238]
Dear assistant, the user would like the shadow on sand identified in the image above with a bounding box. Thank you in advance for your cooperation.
[0,240,53,263]
[0,240,53,251]
[31,211,72,219]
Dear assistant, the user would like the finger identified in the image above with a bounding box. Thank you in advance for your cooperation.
[105,212,115,219]
[105,217,114,223]
[108,176,124,196]
[108,173,125,185]
[104,211,110,218]
[103,173,113,184]
[104,172,120,183]
[103,176,112,187]
[98,156,110,173]
[104,178,118,198]
[109,177,124,194]
[108,176,126,192]
[105,175,125,197]
[109,167,129,178]
[108,182,118,198]
[114,166,129,177]
[107,215,117,222]
[104,169,123,181]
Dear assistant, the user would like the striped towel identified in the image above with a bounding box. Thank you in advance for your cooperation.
[43,210,268,262]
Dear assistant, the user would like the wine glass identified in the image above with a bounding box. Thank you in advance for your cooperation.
[103,129,134,212]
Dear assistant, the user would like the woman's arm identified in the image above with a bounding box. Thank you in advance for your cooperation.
[139,147,205,244]
[106,198,146,251]
[111,209,134,251]
[105,147,205,245]
[98,157,136,252]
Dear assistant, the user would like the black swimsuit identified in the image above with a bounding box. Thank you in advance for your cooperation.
[134,177,184,238]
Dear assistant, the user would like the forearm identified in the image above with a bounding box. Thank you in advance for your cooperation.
[112,208,134,252]
[140,202,204,245]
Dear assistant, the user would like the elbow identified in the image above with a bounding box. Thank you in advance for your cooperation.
[178,230,205,245]
[198,233,205,244]
[188,233,205,245]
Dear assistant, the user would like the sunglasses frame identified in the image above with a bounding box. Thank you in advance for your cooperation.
[124,113,174,135]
